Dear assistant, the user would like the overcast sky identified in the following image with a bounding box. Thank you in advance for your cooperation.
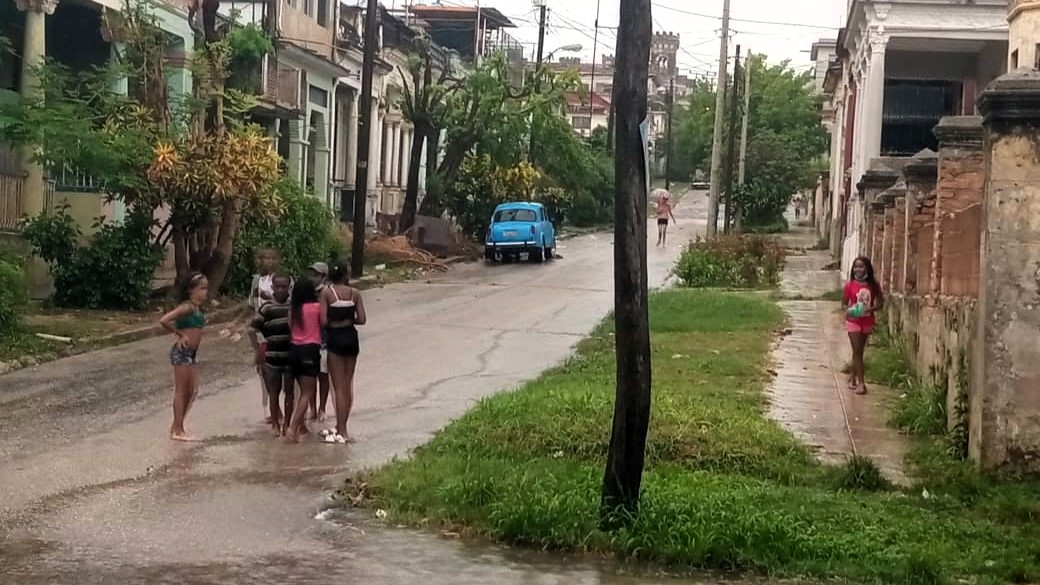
[402,0,848,77]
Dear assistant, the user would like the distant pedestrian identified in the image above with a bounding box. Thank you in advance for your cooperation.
[320,262,367,443]
[654,190,677,247]
[793,193,805,220]
[844,256,884,395]
[249,274,294,436]
[286,278,322,442]
[307,262,333,422]
[159,272,209,442]
[250,248,281,421]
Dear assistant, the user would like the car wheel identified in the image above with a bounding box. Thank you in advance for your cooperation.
[545,246,554,260]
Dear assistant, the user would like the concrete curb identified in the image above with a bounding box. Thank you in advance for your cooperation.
[0,303,247,376]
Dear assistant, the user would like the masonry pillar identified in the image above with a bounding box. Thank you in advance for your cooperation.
[972,69,1040,472]
[367,100,381,193]
[890,193,907,292]
[857,167,898,259]
[345,91,359,189]
[879,193,897,290]
[934,116,985,296]
[16,0,57,219]
[903,150,939,295]
[862,30,888,175]
[381,121,393,187]
[400,128,412,188]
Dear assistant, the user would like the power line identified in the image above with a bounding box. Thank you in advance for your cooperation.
[653,1,839,30]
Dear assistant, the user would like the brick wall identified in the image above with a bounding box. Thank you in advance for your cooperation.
[891,197,907,293]
[915,222,935,295]
[942,204,982,298]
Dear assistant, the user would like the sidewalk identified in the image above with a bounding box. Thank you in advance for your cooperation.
[767,222,909,484]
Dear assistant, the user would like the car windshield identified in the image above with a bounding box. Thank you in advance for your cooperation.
[494,208,538,223]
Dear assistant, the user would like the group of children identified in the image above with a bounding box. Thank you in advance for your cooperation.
[159,249,366,443]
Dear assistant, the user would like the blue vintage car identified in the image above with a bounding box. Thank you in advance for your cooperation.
[484,202,557,263]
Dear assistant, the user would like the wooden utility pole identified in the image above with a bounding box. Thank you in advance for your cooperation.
[705,0,731,237]
[351,0,380,278]
[665,78,674,191]
[723,45,741,233]
[601,0,653,522]
[529,2,548,159]
[736,50,752,232]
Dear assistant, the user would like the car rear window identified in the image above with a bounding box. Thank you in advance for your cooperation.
[494,209,538,222]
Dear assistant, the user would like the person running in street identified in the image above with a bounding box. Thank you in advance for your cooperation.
[308,262,333,422]
[320,263,367,443]
[286,278,322,442]
[159,273,209,442]
[249,274,294,436]
[655,190,677,248]
[843,256,884,395]
[250,248,281,421]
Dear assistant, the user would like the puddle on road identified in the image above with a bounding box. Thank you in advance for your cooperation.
[3,501,768,585]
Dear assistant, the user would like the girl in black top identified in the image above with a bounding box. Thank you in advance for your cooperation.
[320,263,367,442]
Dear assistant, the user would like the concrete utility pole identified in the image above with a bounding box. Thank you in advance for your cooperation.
[736,49,752,232]
[588,0,602,135]
[600,0,653,522]
[705,0,731,237]
[665,78,674,191]
[723,45,741,233]
[351,0,381,278]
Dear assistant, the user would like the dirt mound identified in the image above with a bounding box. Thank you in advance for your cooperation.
[366,235,450,271]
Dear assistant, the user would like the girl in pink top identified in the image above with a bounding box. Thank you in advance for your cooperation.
[843,256,884,395]
[286,278,322,442]
[655,191,677,248]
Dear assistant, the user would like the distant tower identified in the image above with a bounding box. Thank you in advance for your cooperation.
[652,32,680,82]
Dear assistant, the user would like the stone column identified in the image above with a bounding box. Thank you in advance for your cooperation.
[381,121,393,187]
[862,29,888,170]
[400,128,412,188]
[390,122,402,187]
[16,0,57,219]
[367,99,381,192]
[1008,0,1040,70]
[933,116,985,296]
[973,68,1040,472]
[346,92,359,189]
[903,150,939,295]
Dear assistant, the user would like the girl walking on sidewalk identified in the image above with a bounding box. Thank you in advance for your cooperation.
[320,263,367,443]
[843,256,883,395]
[159,273,209,442]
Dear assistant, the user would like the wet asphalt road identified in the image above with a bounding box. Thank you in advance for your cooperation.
[0,194,725,584]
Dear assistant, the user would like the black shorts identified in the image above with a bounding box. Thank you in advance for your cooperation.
[657,218,669,226]
[289,343,322,378]
[326,326,360,357]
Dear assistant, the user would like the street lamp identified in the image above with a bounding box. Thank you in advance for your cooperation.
[530,44,583,160]
[546,44,583,61]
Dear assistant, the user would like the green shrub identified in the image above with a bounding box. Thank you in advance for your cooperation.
[21,204,163,309]
[0,259,27,334]
[835,455,892,492]
[891,381,948,436]
[672,235,785,289]
[226,177,342,295]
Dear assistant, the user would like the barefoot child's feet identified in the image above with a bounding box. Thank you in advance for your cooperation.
[170,431,200,442]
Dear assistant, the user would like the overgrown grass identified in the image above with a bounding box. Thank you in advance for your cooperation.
[351,291,1040,585]
[867,327,948,436]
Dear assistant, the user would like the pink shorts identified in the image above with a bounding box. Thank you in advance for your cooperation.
[846,321,873,335]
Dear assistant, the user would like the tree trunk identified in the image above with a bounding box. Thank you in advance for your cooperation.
[419,127,443,216]
[173,226,190,287]
[204,199,241,296]
[398,124,428,234]
[600,0,653,525]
